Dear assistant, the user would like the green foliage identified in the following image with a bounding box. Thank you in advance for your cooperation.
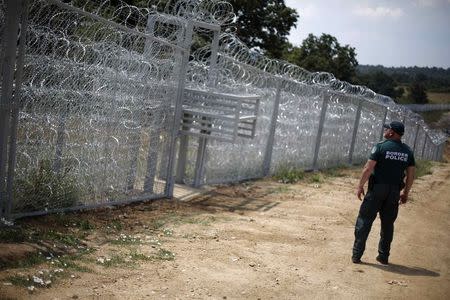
[13,159,80,213]
[309,174,323,183]
[0,226,27,243]
[110,234,143,246]
[357,65,450,93]
[273,166,305,184]
[5,275,31,287]
[0,252,47,270]
[108,219,124,231]
[283,33,358,81]
[228,0,299,59]
[415,160,433,178]
[153,248,175,261]
[409,76,429,104]
[42,230,81,247]
[354,71,403,99]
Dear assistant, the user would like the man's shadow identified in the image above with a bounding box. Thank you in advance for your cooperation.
[362,262,440,277]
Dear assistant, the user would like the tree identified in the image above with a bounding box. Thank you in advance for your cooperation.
[283,33,358,82]
[409,74,428,104]
[228,0,299,59]
[355,71,403,99]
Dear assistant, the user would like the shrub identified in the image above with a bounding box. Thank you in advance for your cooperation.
[273,166,305,184]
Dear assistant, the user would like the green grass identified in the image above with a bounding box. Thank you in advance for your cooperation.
[110,234,143,246]
[129,251,152,262]
[273,166,305,183]
[107,219,123,231]
[309,174,323,183]
[0,252,47,270]
[415,160,433,178]
[268,186,291,194]
[42,230,82,247]
[153,248,175,261]
[0,226,28,243]
[5,275,31,287]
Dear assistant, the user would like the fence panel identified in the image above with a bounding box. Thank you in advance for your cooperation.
[10,0,184,217]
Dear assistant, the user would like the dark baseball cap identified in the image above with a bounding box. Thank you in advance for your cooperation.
[384,121,404,136]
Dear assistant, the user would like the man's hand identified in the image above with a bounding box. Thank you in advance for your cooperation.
[356,186,365,201]
[399,191,408,204]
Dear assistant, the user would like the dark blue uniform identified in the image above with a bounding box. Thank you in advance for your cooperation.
[353,139,415,262]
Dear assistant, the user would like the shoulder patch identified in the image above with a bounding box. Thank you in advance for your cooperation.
[371,146,377,154]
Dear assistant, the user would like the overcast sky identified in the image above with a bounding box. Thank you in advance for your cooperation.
[285,0,450,68]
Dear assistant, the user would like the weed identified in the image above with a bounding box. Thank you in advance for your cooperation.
[98,254,128,268]
[79,220,95,231]
[53,257,93,273]
[0,226,27,243]
[162,228,173,236]
[415,160,433,178]
[273,166,305,184]
[149,219,166,230]
[153,248,175,261]
[309,174,323,183]
[0,252,47,270]
[42,230,81,247]
[13,159,81,212]
[268,186,291,194]
[108,219,123,231]
[110,234,142,246]
[129,251,152,262]
[5,275,31,287]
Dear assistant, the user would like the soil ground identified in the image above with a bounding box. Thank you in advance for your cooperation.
[1,143,449,300]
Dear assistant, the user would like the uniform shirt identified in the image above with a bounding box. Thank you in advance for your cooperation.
[369,139,415,185]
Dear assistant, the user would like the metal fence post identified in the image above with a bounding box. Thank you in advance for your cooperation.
[0,0,22,218]
[193,135,207,187]
[143,113,163,194]
[379,106,388,141]
[192,27,221,187]
[312,91,329,171]
[263,79,283,176]
[421,134,428,159]
[348,98,362,165]
[175,113,190,183]
[164,20,193,197]
[412,124,419,152]
[5,0,30,218]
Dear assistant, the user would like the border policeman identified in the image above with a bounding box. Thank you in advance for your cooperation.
[352,121,415,264]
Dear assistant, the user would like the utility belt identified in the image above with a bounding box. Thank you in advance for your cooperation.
[368,175,405,191]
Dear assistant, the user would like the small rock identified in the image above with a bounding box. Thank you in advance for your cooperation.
[72,295,79,299]
[249,263,256,267]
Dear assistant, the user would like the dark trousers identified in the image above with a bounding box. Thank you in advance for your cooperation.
[353,184,400,260]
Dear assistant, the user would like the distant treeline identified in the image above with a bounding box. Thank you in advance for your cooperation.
[356,65,450,93]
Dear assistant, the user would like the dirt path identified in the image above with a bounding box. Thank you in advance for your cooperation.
[1,155,449,299]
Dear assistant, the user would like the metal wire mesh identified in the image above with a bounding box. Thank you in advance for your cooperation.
[11,0,185,215]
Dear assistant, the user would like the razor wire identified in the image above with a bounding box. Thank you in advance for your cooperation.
[183,32,447,185]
